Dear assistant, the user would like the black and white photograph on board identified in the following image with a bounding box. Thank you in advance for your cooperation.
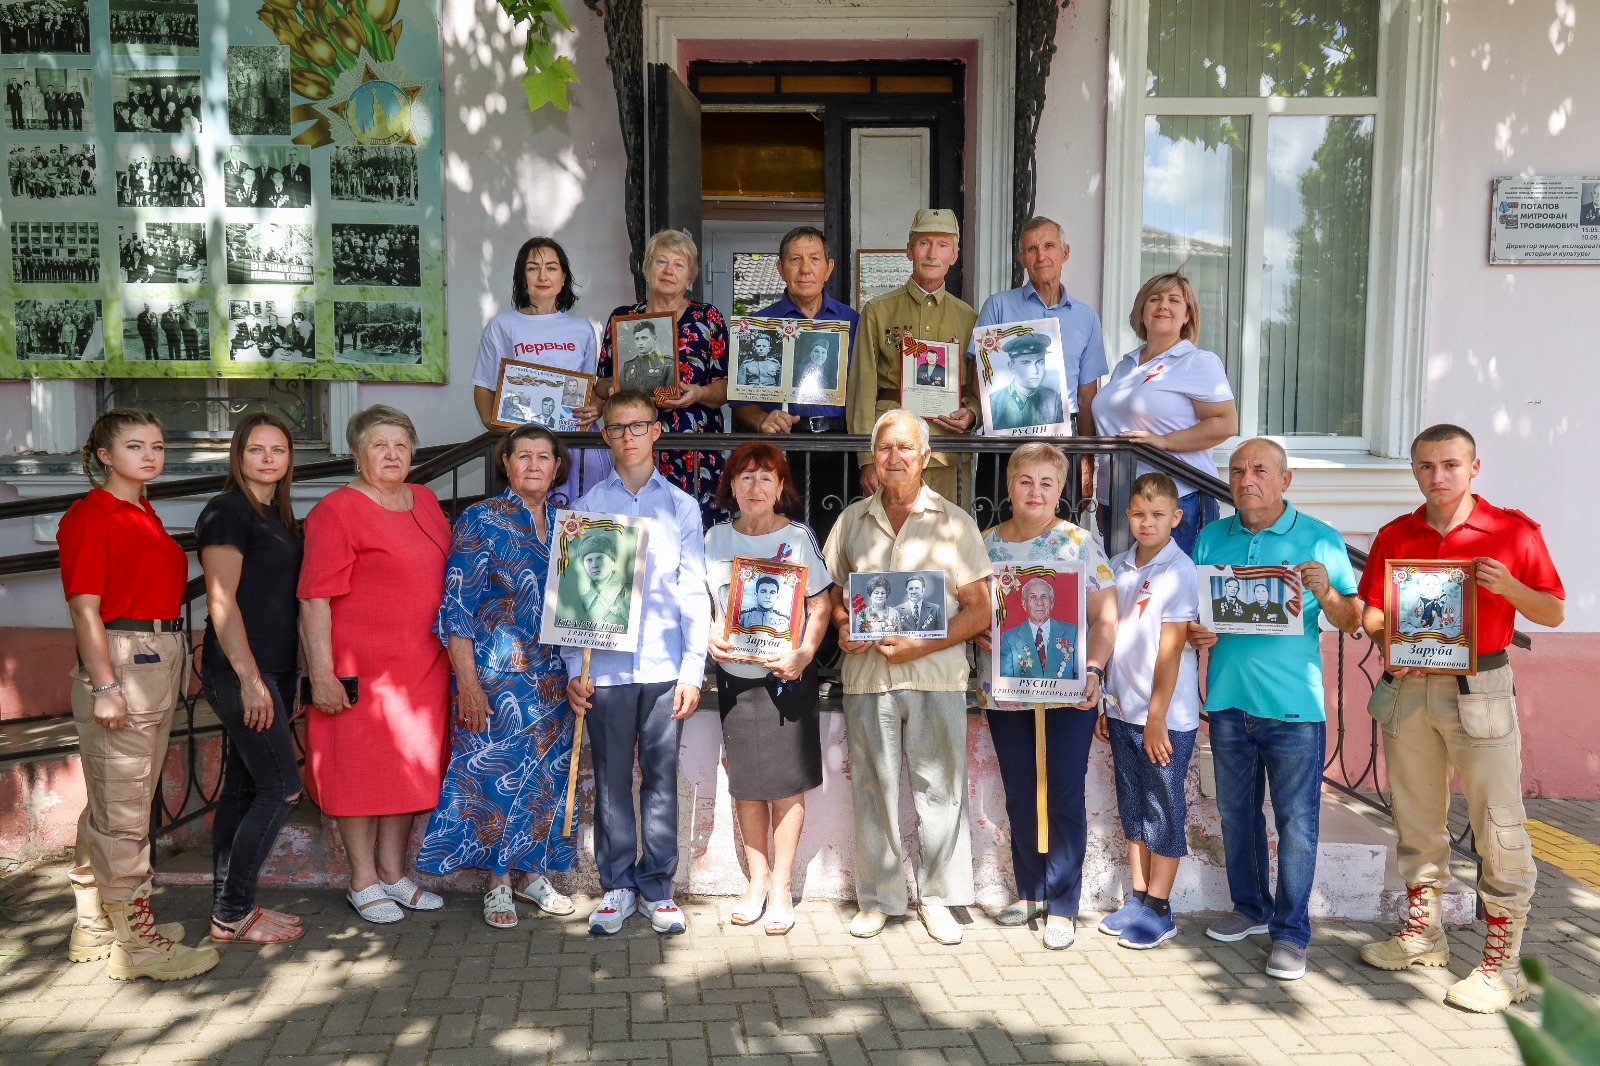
[14,299,102,361]
[224,223,313,285]
[7,143,95,201]
[117,222,207,285]
[846,570,949,641]
[330,145,419,205]
[111,70,201,133]
[10,220,99,284]
[121,297,209,361]
[226,45,290,136]
[2,67,93,132]
[227,299,315,362]
[114,144,202,207]
[331,224,421,287]
[0,1,90,55]
[109,0,200,56]
[222,144,310,207]
[334,301,423,365]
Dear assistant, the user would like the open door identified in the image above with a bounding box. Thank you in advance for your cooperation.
[647,64,703,300]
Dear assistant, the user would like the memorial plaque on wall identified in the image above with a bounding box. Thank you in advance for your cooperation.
[0,0,446,381]
[1489,176,1600,265]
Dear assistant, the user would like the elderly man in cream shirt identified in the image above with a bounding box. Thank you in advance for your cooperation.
[823,409,992,945]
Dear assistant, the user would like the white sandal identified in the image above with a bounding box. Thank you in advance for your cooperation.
[483,884,518,928]
[348,883,404,924]
[513,875,574,916]
[379,876,444,911]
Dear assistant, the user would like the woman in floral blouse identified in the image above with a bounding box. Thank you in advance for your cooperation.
[596,229,729,526]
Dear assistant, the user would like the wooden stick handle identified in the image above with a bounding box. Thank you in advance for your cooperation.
[1034,703,1048,854]
[562,649,591,838]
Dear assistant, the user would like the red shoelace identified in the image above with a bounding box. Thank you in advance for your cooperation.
[130,896,175,949]
[1396,884,1431,941]
[1477,914,1514,976]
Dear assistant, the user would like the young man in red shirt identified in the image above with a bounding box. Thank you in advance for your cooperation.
[1357,424,1565,1013]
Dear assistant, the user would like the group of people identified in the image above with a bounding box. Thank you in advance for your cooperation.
[4,77,85,130]
[331,146,418,203]
[15,300,96,359]
[116,153,203,209]
[54,213,1564,1022]
[229,308,314,362]
[118,228,204,285]
[225,161,311,209]
[13,247,97,283]
[331,226,421,288]
[0,2,88,54]
[108,8,198,51]
[131,301,204,362]
[8,143,94,199]
[112,83,201,134]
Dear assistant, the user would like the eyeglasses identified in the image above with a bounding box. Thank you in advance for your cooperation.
[602,419,655,440]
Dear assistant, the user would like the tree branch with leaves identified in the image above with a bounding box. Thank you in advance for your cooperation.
[497,0,580,111]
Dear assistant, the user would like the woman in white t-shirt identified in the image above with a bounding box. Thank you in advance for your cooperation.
[1091,271,1238,554]
[704,443,833,937]
[472,237,604,505]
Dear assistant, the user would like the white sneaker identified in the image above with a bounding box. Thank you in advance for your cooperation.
[643,898,685,935]
[588,889,637,935]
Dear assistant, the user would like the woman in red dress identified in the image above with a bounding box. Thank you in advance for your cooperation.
[298,405,451,923]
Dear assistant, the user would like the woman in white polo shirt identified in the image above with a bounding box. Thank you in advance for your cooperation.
[1091,271,1238,554]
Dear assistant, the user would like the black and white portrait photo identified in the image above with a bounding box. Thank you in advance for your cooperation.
[224,222,313,285]
[226,45,290,136]
[115,144,202,207]
[3,67,93,132]
[613,313,676,394]
[789,330,841,398]
[1582,182,1599,228]
[334,301,424,365]
[331,223,421,287]
[10,220,98,284]
[331,145,419,205]
[121,298,208,362]
[7,143,94,201]
[1197,565,1299,636]
[735,329,782,387]
[222,145,310,208]
[109,0,199,56]
[496,378,563,428]
[14,299,101,361]
[0,0,90,55]
[228,299,315,363]
[111,70,201,134]
[117,222,206,285]
[847,570,948,641]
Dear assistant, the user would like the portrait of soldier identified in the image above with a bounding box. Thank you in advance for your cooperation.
[989,333,1064,431]
[619,319,674,393]
[558,527,632,628]
[891,574,944,633]
[737,331,782,387]
[791,333,839,396]
[915,347,946,387]
[532,394,560,429]
[1245,582,1289,626]
[997,577,1077,679]
[736,573,791,631]
[1212,576,1248,623]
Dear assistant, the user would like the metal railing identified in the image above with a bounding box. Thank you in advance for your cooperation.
[0,430,1522,868]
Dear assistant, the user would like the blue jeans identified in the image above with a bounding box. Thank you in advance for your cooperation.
[203,655,302,922]
[1174,492,1219,557]
[586,681,681,901]
[1207,710,1325,948]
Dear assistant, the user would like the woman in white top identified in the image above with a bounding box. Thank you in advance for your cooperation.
[1091,271,1238,554]
[704,443,832,937]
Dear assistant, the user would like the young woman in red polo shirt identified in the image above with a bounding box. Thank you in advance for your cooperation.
[58,408,218,982]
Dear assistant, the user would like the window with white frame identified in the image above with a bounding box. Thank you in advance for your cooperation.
[1121,0,1381,447]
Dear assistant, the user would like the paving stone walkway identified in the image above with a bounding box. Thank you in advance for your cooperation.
[4,802,1600,1065]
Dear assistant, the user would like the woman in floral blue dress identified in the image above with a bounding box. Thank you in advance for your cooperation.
[418,425,578,927]
[596,229,729,526]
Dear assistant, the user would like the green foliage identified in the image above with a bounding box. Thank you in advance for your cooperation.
[497,0,581,112]
[1507,957,1600,1066]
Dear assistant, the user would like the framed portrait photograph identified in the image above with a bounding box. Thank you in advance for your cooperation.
[722,557,808,664]
[1197,565,1301,636]
[789,324,847,406]
[989,562,1086,703]
[847,570,948,642]
[899,337,961,418]
[492,359,595,431]
[1384,560,1477,674]
[727,317,786,402]
[975,318,1071,437]
[854,249,912,308]
[610,311,679,402]
[541,510,650,653]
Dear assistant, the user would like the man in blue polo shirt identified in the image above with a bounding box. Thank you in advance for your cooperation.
[732,226,859,544]
[1189,438,1360,981]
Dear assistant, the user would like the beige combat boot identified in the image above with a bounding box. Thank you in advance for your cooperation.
[68,882,185,963]
[1359,883,1450,970]
[103,899,219,982]
[1444,911,1529,1014]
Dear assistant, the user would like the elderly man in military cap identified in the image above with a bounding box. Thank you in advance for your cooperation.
[988,333,1064,432]
[847,208,980,502]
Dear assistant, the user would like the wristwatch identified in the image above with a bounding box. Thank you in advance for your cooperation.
[1085,665,1105,681]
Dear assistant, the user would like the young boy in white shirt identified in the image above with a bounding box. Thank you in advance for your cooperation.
[1097,472,1202,949]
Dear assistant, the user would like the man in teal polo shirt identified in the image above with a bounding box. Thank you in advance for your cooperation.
[1189,438,1361,981]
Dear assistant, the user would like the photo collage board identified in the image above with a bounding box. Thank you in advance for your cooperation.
[0,0,445,381]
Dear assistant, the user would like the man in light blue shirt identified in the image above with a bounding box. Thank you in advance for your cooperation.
[1189,438,1360,982]
[970,215,1109,428]
[565,390,710,938]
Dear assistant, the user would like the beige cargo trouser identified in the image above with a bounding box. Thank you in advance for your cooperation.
[1368,663,1536,918]
[68,630,185,905]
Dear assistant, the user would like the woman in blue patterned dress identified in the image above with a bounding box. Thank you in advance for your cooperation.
[596,229,730,526]
[418,425,579,927]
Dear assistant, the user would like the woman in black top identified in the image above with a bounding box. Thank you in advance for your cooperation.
[196,414,306,944]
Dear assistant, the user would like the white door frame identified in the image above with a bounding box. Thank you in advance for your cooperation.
[641,0,1016,304]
